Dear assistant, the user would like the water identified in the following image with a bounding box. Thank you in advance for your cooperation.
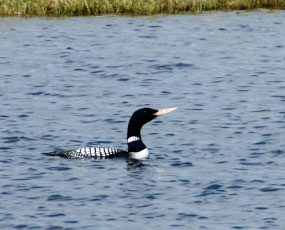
[0,11,285,229]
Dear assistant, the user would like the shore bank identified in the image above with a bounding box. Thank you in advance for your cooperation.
[0,0,284,16]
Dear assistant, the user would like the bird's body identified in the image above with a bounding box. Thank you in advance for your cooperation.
[44,107,176,160]
[48,147,127,159]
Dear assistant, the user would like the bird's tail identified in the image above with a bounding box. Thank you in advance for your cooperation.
[42,150,70,158]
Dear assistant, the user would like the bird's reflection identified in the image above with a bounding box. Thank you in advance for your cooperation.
[126,158,145,171]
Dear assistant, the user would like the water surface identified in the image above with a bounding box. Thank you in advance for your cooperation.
[0,11,285,229]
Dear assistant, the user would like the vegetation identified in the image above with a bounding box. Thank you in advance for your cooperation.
[0,0,284,16]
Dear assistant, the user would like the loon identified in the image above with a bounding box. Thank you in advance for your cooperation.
[44,107,176,160]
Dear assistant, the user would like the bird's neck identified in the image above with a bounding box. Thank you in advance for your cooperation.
[127,124,147,153]
[127,125,141,139]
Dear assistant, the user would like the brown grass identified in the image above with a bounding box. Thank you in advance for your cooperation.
[0,0,284,16]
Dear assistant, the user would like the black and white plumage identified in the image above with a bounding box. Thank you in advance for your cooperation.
[44,107,176,160]
[48,147,126,159]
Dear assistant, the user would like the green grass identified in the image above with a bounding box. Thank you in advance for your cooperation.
[0,0,284,16]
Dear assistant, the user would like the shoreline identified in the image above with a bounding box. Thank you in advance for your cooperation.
[0,0,284,17]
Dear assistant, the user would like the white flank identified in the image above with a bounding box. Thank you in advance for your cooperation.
[129,148,149,160]
[91,148,95,154]
[100,148,105,156]
[154,107,177,116]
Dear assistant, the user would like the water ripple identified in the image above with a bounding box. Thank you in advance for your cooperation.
[0,12,285,230]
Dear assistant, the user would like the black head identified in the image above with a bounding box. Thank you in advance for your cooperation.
[127,107,177,154]
[127,108,157,137]
[127,107,177,138]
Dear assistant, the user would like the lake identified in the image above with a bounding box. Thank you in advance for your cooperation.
[0,10,285,229]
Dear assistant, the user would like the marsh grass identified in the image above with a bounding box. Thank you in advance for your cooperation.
[0,0,284,16]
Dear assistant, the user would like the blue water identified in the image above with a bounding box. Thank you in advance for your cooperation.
[1,11,285,229]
